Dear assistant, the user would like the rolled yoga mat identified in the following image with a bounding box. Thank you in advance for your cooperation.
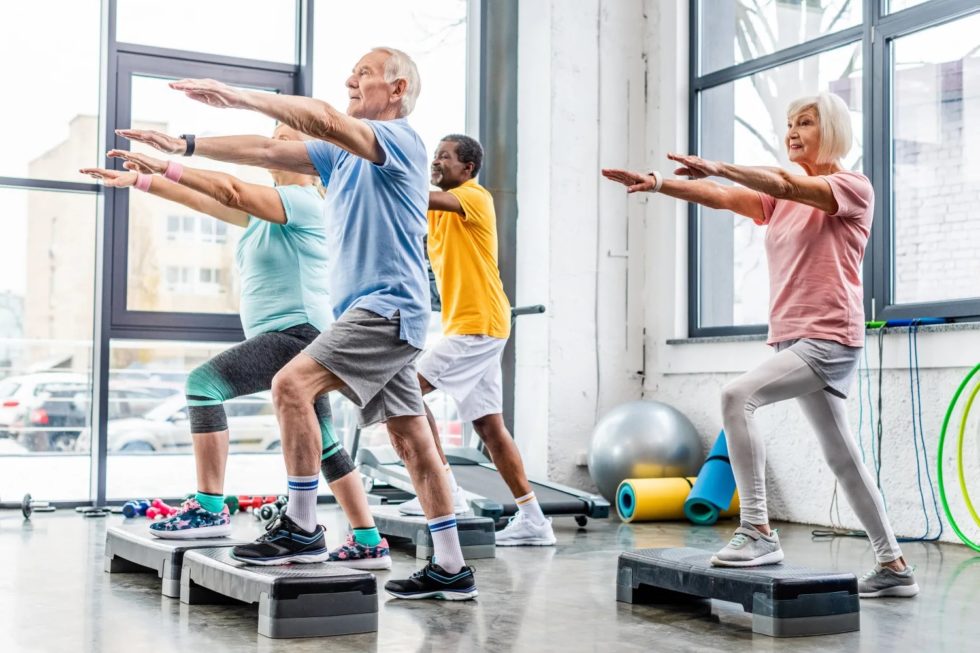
[684,430,740,525]
[617,477,697,523]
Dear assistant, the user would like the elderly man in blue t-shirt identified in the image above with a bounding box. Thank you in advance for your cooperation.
[119,47,476,600]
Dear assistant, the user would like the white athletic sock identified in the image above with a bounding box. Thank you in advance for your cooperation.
[444,463,460,493]
[427,514,465,573]
[285,474,319,532]
[516,492,546,524]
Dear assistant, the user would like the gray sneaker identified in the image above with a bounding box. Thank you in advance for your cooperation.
[858,563,919,598]
[710,522,784,567]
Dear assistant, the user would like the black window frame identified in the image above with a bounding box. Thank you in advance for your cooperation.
[688,0,980,338]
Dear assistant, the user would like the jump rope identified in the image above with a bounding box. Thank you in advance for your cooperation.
[812,319,944,543]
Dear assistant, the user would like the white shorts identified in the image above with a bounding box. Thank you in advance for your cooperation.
[417,335,507,422]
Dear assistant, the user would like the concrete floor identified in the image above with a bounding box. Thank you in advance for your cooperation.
[0,507,976,652]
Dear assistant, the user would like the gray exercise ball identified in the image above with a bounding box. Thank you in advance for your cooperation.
[587,400,704,502]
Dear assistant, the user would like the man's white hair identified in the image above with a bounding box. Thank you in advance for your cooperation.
[372,46,420,117]
[786,92,853,164]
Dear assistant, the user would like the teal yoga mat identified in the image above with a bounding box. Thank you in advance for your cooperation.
[684,430,739,525]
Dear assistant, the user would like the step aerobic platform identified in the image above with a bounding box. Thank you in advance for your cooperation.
[617,547,859,637]
[181,547,378,639]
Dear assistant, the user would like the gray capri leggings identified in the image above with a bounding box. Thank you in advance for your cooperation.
[184,322,354,481]
[721,348,903,563]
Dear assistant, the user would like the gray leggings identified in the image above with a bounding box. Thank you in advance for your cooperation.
[721,349,903,563]
[184,323,354,480]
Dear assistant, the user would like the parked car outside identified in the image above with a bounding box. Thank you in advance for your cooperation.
[0,372,88,442]
[13,381,181,452]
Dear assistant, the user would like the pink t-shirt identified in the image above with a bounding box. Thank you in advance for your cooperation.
[756,170,873,347]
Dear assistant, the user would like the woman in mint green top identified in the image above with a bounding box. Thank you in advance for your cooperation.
[80,126,387,555]
[237,182,332,338]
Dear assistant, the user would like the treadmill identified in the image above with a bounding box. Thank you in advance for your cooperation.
[352,305,610,526]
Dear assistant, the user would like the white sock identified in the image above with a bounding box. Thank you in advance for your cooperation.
[516,492,546,524]
[428,514,465,573]
[285,474,319,532]
[444,463,460,493]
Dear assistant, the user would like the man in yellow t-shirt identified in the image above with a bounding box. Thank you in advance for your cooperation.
[398,134,555,547]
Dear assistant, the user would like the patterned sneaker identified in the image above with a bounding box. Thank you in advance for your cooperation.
[710,522,784,567]
[398,486,470,516]
[494,511,557,547]
[149,498,231,539]
[385,562,478,600]
[229,514,328,566]
[858,563,919,598]
[326,533,392,570]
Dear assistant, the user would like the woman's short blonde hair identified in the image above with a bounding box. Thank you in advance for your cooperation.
[786,92,853,164]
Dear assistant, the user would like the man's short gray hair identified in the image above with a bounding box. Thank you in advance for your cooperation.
[786,92,853,164]
[372,46,421,117]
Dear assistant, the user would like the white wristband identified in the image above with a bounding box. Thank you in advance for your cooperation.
[648,170,664,193]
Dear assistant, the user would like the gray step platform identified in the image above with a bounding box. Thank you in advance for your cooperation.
[104,525,249,597]
[617,547,860,637]
[181,548,377,639]
[371,504,496,560]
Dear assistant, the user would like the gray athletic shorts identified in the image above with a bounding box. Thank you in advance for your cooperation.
[303,308,424,426]
[774,338,862,399]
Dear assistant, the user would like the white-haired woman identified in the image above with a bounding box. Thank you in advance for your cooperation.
[603,92,917,598]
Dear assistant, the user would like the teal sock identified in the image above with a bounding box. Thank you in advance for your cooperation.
[195,491,225,513]
[353,527,382,547]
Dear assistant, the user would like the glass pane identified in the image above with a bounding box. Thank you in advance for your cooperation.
[0,1,100,181]
[125,75,279,314]
[313,0,469,159]
[116,0,297,63]
[102,340,361,500]
[698,44,863,327]
[0,189,96,502]
[892,14,980,304]
[887,0,929,13]
[699,0,861,75]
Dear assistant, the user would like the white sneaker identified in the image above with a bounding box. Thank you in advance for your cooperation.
[494,511,557,547]
[398,486,470,516]
[710,522,784,567]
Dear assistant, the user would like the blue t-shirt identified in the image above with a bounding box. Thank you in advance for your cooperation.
[236,184,332,338]
[305,118,430,349]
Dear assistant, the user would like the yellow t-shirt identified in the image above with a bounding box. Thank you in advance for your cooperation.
[427,179,511,338]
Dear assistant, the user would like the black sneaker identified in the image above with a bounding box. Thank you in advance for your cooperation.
[229,514,329,566]
[385,562,478,600]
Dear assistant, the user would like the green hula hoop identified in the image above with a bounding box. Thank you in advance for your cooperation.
[957,380,980,528]
[938,362,980,552]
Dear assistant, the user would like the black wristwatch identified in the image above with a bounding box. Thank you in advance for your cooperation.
[180,134,196,156]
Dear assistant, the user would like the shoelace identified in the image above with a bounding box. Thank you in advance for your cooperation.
[728,531,750,547]
[860,566,882,581]
[257,515,290,541]
[861,563,915,581]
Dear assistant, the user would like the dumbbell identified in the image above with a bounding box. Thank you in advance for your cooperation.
[239,495,278,512]
[237,496,265,512]
[256,496,288,522]
[21,493,56,520]
[224,495,240,514]
[122,499,151,518]
[146,498,177,520]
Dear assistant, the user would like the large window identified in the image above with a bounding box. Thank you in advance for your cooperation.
[890,13,980,306]
[690,0,980,336]
[0,189,97,502]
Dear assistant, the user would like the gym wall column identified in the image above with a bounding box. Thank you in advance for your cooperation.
[478,0,519,433]
[515,0,648,489]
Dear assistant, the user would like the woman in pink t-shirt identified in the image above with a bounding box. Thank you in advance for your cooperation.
[603,92,917,598]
